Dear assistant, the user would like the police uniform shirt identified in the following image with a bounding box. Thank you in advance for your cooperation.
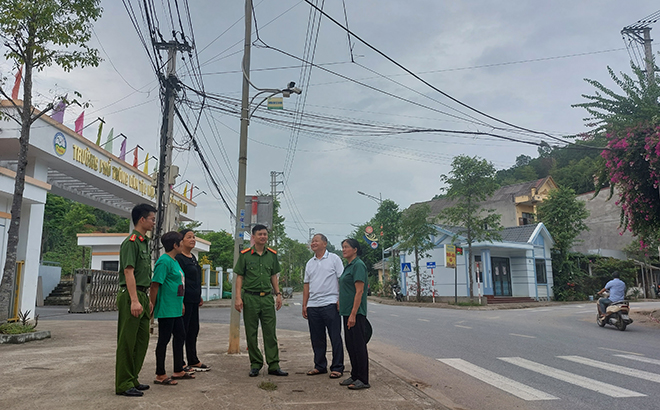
[234,246,280,293]
[119,230,152,287]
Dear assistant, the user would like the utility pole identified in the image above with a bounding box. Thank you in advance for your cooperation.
[643,28,655,84]
[622,17,657,84]
[270,171,284,247]
[153,41,190,253]
[229,0,253,355]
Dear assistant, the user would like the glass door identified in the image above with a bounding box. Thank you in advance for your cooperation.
[491,257,512,296]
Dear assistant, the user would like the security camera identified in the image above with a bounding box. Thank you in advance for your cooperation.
[287,81,296,89]
[290,87,302,94]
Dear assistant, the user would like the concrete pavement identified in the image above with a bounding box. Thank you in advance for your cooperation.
[0,316,446,410]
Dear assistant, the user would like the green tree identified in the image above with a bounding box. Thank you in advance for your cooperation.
[398,204,437,302]
[0,0,102,321]
[436,155,502,298]
[537,186,589,261]
[278,237,311,291]
[196,230,234,270]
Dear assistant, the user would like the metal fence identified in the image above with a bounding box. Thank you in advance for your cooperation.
[70,269,120,313]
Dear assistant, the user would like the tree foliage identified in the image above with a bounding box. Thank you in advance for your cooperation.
[0,0,102,321]
[436,155,502,298]
[398,204,436,302]
[536,186,589,261]
[196,230,234,271]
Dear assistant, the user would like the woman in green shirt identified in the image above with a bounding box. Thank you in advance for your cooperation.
[338,238,370,390]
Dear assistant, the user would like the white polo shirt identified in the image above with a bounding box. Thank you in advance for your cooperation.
[304,250,344,308]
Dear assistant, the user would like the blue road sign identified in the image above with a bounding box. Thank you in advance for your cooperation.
[401,263,412,273]
[427,261,436,269]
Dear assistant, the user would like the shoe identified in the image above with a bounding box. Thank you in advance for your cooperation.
[339,377,354,386]
[249,368,260,377]
[191,363,211,372]
[347,380,370,390]
[116,387,144,397]
[135,384,150,391]
[268,368,289,376]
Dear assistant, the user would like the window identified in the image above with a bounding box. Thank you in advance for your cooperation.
[102,261,119,272]
[519,212,535,226]
[535,259,547,284]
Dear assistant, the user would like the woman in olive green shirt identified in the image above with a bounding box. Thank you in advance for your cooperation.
[338,238,370,390]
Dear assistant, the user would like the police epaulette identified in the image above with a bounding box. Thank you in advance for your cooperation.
[267,247,277,254]
[241,248,251,254]
[129,234,137,242]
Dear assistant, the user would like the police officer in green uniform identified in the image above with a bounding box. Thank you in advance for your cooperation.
[115,204,157,397]
[234,224,288,377]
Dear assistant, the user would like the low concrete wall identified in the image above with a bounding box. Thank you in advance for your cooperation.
[0,330,51,344]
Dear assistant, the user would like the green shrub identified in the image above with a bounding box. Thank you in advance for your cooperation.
[0,322,36,334]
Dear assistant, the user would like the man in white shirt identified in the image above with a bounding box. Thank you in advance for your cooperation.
[303,233,345,378]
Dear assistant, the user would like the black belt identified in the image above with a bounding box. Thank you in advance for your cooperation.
[244,290,271,296]
[121,285,149,293]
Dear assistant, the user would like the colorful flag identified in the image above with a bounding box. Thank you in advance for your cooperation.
[183,183,188,197]
[119,137,127,161]
[132,146,139,167]
[51,98,66,123]
[95,120,104,145]
[104,128,114,153]
[75,111,85,135]
[11,65,22,100]
[190,184,194,199]
[143,153,149,174]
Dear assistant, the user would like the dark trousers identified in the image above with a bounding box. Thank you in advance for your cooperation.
[343,314,369,385]
[182,302,200,366]
[156,317,185,376]
[308,304,344,373]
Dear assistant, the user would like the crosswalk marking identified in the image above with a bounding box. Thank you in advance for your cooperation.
[598,347,643,355]
[437,359,558,401]
[499,357,645,398]
[560,355,660,383]
[615,354,660,365]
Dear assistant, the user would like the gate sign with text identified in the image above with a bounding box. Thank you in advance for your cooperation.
[426,261,436,269]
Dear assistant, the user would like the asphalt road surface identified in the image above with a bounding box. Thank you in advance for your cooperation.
[39,296,660,410]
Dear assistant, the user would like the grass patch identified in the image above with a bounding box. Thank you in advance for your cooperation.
[258,381,278,391]
[0,322,36,334]
[451,301,482,307]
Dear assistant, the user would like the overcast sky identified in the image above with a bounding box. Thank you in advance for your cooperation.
[2,1,658,247]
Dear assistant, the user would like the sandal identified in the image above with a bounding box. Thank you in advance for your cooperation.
[171,372,195,380]
[339,377,354,386]
[329,371,343,379]
[190,363,211,372]
[348,380,371,390]
[306,368,327,376]
[153,377,178,385]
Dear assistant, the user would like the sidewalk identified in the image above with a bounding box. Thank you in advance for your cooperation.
[0,319,445,410]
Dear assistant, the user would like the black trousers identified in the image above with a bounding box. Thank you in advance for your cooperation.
[308,304,344,373]
[343,314,369,384]
[182,302,200,366]
[156,316,185,376]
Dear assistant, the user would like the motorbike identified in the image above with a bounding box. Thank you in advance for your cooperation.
[392,284,403,302]
[596,296,633,331]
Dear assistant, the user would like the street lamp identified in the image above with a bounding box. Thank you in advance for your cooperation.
[357,190,385,283]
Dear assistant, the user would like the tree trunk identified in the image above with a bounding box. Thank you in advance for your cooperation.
[0,48,34,321]
[414,247,421,302]
[467,244,474,299]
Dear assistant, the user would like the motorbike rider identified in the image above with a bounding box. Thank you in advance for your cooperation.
[597,271,626,318]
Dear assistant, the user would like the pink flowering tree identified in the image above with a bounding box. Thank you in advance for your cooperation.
[574,66,660,247]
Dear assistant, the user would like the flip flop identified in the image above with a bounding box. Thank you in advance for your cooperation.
[329,371,343,379]
[191,363,211,372]
[153,377,177,385]
[171,372,195,380]
[306,368,327,376]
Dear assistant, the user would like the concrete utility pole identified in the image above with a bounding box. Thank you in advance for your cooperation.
[622,17,657,84]
[643,28,655,84]
[270,171,284,247]
[153,41,190,253]
[228,0,253,355]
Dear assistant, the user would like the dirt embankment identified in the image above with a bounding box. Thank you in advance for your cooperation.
[630,309,660,329]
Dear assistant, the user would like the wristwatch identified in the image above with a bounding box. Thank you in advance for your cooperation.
[275,292,282,296]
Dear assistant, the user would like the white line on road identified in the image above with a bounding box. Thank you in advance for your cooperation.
[390,314,399,317]
[509,333,536,339]
[598,347,644,356]
[615,354,660,365]
[560,355,660,383]
[454,325,472,329]
[437,358,558,401]
[499,357,645,398]
[485,316,500,319]
[418,319,430,322]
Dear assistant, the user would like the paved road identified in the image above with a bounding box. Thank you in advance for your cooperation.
[39,297,660,410]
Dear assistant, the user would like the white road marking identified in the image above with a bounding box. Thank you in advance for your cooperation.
[486,316,500,319]
[560,356,660,383]
[509,333,536,339]
[575,310,592,314]
[499,357,645,398]
[418,318,430,322]
[615,354,660,366]
[598,347,644,356]
[293,302,301,306]
[454,325,472,329]
[437,358,558,401]
[390,314,399,317]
